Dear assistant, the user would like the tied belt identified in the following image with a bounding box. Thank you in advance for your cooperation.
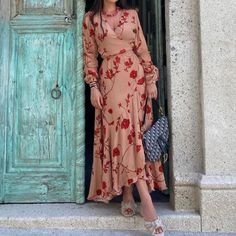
[101,48,136,60]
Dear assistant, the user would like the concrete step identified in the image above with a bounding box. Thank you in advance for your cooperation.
[0,228,235,236]
[0,202,200,232]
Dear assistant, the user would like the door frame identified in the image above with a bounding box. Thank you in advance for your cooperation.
[74,0,86,203]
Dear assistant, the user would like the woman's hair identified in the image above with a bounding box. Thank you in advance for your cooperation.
[88,0,133,35]
[90,0,130,15]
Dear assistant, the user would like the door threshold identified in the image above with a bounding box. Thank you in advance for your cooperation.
[0,202,200,232]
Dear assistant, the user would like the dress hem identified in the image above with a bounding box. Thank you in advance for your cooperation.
[86,176,168,204]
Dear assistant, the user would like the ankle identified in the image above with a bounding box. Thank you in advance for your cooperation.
[140,202,157,221]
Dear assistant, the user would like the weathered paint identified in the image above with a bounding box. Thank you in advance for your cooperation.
[74,0,86,204]
[0,0,86,203]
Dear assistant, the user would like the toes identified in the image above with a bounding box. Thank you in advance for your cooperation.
[154,226,163,234]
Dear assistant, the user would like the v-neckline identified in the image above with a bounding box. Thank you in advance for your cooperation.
[102,9,125,37]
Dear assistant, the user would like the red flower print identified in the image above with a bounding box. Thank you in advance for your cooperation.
[121,118,130,129]
[96,114,101,121]
[99,68,103,76]
[124,11,129,17]
[124,58,133,71]
[159,165,164,172]
[115,56,120,63]
[90,28,95,37]
[94,127,100,136]
[128,178,133,184]
[102,181,107,189]
[136,145,141,152]
[136,168,143,175]
[96,189,102,195]
[105,69,114,80]
[120,49,126,54]
[113,147,120,157]
[145,104,151,114]
[137,77,145,85]
[141,93,146,100]
[124,58,133,67]
[102,125,106,135]
[103,161,110,173]
[108,108,113,114]
[130,70,137,79]
[131,130,135,137]
[83,22,87,29]
[88,69,97,77]
[128,134,133,144]
[138,131,142,139]
[103,96,108,106]
[154,182,159,189]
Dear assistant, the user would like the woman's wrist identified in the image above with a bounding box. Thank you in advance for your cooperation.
[89,81,99,89]
[146,80,157,86]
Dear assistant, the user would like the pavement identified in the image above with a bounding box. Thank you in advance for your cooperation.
[0,228,235,236]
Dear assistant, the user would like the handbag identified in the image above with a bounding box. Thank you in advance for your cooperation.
[141,97,169,162]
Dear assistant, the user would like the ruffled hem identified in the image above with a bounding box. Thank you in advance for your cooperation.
[87,174,168,204]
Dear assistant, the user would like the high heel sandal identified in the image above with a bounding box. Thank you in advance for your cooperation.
[120,200,137,217]
[144,217,165,236]
[140,205,165,235]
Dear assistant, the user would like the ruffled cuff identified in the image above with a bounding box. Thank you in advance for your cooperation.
[84,68,99,84]
[140,59,160,85]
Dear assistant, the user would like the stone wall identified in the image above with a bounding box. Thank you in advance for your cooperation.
[165,0,236,232]
[198,0,236,232]
[165,0,202,211]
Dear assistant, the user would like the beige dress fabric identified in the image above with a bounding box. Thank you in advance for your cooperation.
[82,7,168,203]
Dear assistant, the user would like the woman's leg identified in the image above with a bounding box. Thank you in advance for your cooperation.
[135,178,163,234]
[122,185,135,203]
[135,179,157,221]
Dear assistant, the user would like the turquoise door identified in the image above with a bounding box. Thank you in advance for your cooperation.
[0,0,84,203]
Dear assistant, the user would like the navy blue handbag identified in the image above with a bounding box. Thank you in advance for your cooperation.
[142,98,169,162]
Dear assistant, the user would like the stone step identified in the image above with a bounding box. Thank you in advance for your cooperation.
[0,202,200,232]
[1,228,235,236]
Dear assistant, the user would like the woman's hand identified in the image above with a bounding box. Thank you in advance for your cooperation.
[90,87,103,110]
[146,83,158,100]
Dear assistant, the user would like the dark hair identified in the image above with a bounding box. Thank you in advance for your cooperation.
[89,0,133,36]
[90,0,130,15]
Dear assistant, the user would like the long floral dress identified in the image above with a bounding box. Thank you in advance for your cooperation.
[82,7,167,203]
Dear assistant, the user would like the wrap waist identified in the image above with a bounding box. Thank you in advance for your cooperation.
[101,48,135,60]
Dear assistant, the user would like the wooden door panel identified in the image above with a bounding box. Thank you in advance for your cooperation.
[0,0,78,203]
[13,0,73,15]
[8,28,66,171]
[4,174,71,202]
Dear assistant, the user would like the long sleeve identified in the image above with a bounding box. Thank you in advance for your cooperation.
[133,10,160,85]
[82,12,99,84]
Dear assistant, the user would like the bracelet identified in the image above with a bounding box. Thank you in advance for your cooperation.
[90,84,98,89]
[89,81,98,88]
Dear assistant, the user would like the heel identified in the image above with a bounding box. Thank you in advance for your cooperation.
[144,217,165,236]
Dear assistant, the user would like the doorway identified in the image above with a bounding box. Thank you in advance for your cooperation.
[84,0,169,202]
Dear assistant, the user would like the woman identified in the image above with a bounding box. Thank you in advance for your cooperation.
[82,0,168,235]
